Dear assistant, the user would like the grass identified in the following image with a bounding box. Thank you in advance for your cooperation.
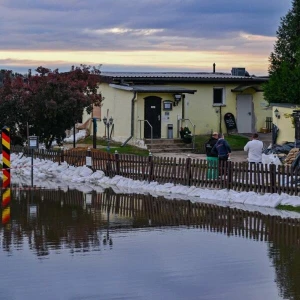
[276,205,300,213]
[77,134,249,156]
[194,134,249,153]
[77,136,150,156]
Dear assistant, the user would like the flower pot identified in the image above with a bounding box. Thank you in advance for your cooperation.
[183,136,192,144]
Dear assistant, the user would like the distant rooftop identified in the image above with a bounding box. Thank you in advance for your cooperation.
[100,71,268,82]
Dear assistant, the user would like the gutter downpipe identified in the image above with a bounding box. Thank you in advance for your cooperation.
[121,91,137,147]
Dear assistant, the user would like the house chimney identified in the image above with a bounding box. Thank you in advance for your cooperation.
[213,63,216,73]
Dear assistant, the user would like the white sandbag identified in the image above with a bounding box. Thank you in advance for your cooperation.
[262,153,282,166]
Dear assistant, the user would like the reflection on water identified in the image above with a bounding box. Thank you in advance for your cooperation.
[0,187,300,300]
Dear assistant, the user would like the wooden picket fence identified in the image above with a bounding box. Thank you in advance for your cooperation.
[10,146,300,196]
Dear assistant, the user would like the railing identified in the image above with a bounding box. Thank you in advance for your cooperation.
[177,118,196,149]
[138,119,153,145]
[9,146,300,196]
[266,117,273,132]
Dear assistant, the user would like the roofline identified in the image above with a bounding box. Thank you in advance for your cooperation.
[109,84,197,94]
[101,76,267,85]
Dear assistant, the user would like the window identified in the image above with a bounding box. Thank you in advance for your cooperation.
[213,87,225,105]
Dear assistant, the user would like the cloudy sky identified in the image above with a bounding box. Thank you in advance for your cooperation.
[0,0,292,75]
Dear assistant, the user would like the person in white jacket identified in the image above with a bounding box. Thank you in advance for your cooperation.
[244,133,263,163]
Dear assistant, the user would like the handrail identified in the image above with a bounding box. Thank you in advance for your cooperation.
[138,119,153,144]
[177,118,196,149]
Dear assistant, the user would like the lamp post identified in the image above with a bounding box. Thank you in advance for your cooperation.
[103,116,114,153]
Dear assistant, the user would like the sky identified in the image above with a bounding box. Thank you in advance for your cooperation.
[0,0,292,76]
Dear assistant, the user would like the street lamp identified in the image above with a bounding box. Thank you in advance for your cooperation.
[103,116,114,152]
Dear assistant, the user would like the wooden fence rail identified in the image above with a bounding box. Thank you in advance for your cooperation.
[10,146,300,196]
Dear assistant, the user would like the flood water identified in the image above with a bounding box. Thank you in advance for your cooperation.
[0,188,300,300]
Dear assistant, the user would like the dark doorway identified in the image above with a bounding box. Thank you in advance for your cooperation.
[144,96,161,138]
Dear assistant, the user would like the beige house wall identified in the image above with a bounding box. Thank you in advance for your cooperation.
[82,83,132,139]
[84,81,270,145]
[272,106,298,144]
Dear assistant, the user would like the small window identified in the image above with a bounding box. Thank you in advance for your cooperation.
[163,100,173,111]
[213,87,225,105]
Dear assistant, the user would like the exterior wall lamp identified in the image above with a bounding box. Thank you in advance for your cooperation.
[173,94,182,106]
[274,108,280,119]
[103,116,114,152]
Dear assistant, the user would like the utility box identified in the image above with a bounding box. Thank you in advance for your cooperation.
[167,124,173,139]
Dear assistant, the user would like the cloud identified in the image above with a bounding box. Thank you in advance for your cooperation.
[0,0,292,74]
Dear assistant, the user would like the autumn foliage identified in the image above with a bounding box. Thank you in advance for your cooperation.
[0,65,102,149]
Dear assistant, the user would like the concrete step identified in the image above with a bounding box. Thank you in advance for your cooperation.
[147,143,192,150]
[144,138,184,144]
[144,138,194,153]
[150,147,194,153]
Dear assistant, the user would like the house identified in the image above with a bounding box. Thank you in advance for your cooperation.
[82,66,270,147]
[270,104,300,145]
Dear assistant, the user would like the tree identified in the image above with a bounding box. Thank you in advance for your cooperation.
[264,0,300,104]
[0,65,102,148]
[0,70,31,144]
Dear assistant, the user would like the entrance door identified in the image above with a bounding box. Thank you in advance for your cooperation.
[144,96,161,138]
[236,94,253,133]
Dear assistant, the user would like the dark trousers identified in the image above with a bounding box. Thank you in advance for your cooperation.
[218,156,228,176]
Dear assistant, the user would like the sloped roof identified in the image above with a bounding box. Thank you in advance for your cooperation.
[101,71,268,83]
[231,84,264,92]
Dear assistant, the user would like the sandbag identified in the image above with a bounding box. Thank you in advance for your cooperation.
[261,153,282,166]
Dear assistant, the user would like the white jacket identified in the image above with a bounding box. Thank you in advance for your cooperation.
[244,139,263,163]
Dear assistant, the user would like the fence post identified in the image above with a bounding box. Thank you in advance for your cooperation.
[86,147,93,170]
[115,150,120,175]
[60,146,64,164]
[226,161,233,190]
[270,163,276,193]
[148,152,154,182]
[186,155,192,186]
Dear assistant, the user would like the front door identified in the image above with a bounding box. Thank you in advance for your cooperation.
[236,94,253,133]
[144,96,161,138]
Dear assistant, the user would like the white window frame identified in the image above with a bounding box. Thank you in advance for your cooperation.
[213,87,226,106]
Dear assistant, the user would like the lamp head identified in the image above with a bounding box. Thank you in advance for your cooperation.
[103,116,107,125]
[274,108,280,119]
[109,116,114,125]
[173,94,182,106]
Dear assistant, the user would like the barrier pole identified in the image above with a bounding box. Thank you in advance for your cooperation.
[2,126,11,225]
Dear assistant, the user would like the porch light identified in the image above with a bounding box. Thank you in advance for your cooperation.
[103,116,107,125]
[103,116,114,153]
[173,94,182,106]
[274,108,280,119]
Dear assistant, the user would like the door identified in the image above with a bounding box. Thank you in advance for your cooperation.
[236,94,253,133]
[144,96,161,138]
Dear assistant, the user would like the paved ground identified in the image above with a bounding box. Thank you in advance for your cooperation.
[70,132,272,164]
[154,132,272,163]
[153,150,248,163]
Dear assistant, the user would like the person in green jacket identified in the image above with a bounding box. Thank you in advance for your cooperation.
[205,132,219,179]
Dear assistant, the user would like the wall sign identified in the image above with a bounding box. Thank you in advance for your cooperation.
[163,100,173,111]
[224,112,238,133]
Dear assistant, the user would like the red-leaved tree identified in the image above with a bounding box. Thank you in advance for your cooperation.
[0,65,102,148]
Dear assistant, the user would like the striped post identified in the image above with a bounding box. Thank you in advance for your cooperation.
[2,126,11,225]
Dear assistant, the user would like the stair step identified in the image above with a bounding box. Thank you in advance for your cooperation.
[143,138,194,153]
[144,138,184,145]
[150,148,194,153]
[147,143,192,149]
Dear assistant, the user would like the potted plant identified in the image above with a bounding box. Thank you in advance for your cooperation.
[180,127,193,144]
